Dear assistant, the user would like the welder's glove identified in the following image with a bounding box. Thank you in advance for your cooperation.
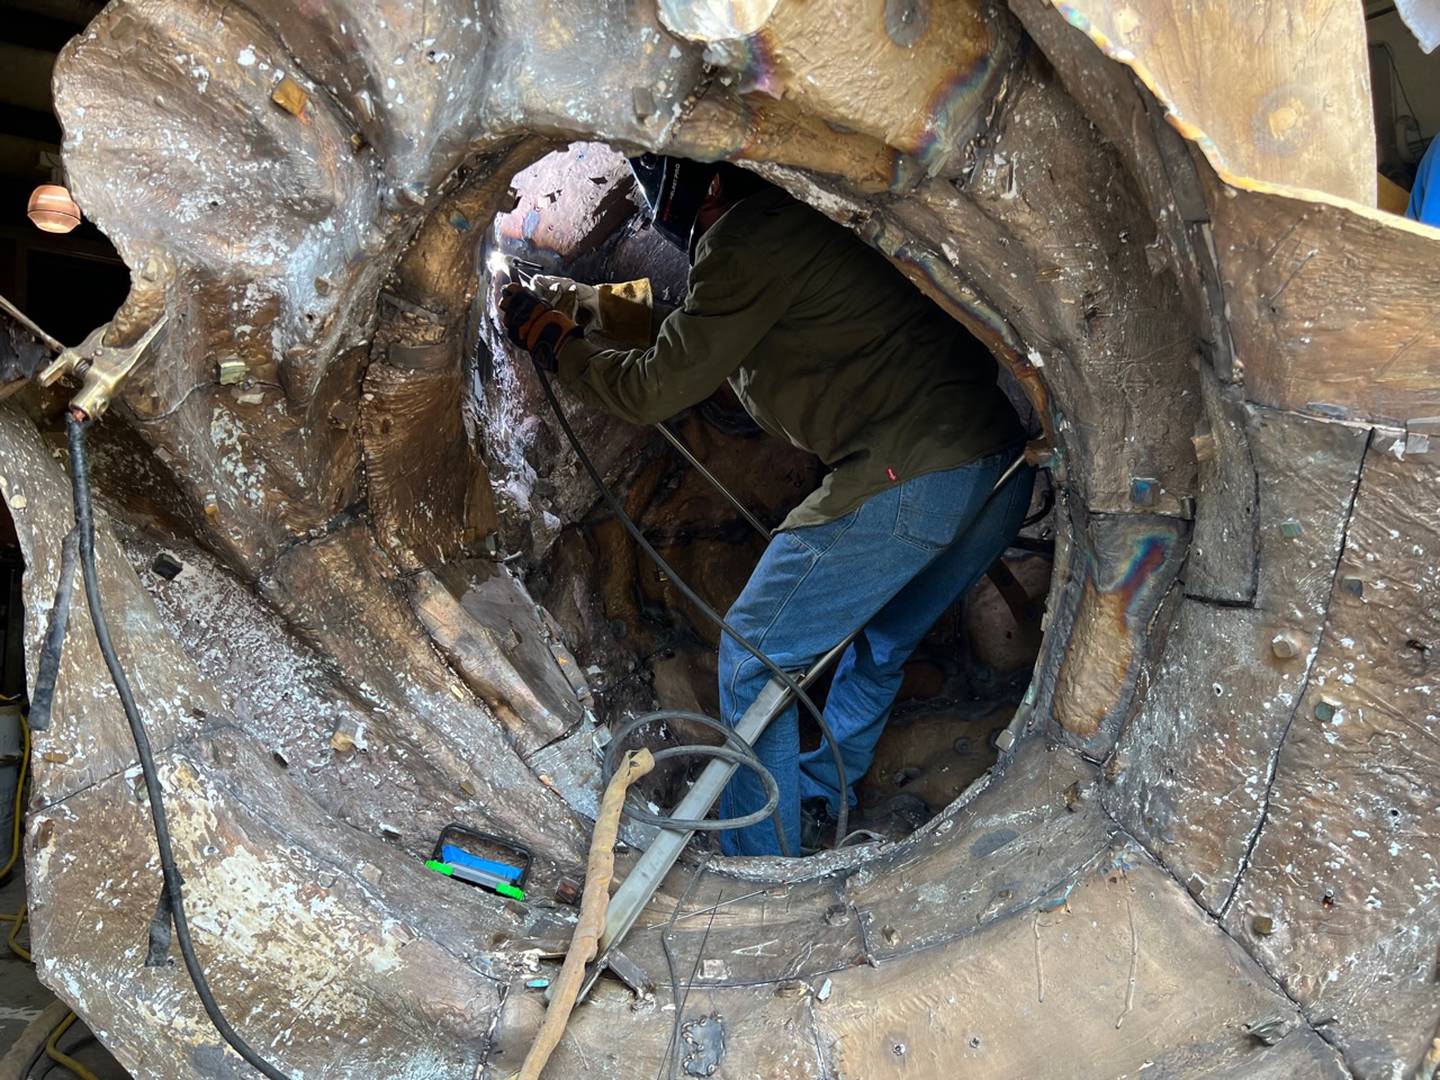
[499,283,579,372]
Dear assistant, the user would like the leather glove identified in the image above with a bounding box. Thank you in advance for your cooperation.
[499,283,579,371]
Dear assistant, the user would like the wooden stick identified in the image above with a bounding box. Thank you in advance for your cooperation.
[517,748,654,1080]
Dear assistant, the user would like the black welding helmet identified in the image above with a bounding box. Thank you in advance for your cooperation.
[628,153,718,258]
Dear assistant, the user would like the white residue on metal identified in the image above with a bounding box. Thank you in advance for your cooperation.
[208,406,265,507]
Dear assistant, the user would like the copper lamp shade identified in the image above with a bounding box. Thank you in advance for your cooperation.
[27,183,82,234]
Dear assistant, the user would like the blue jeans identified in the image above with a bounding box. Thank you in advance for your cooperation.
[717,450,1035,855]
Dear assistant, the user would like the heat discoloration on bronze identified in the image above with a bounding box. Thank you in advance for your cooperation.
[2,0,1433,1075]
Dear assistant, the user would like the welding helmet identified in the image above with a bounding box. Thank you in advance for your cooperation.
[628,153,719,258]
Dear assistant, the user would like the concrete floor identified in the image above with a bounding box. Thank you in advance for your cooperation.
[1,858,130,1079]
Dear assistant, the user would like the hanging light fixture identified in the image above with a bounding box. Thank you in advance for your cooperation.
[27,183,82,234]
[28,153,82,234]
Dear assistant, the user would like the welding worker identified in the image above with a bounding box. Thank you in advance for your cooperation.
[500,155,1032,856]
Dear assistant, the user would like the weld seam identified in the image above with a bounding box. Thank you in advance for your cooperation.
[1219,428,1370,919]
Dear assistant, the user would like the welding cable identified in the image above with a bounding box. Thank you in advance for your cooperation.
[26,528,81,734]
[605,711,789,855]
[525,357,850,850]
[604,712,781,831]
[65,414,291,1080]
[1021,468,1054,528]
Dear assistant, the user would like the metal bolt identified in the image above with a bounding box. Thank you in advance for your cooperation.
[1280,520,1303,539]
[1314,698,1340,723]
[1270,634,1299,659]
[994,729,1016,752]
[1186,874,1206,899]
[1341,576,1364,598]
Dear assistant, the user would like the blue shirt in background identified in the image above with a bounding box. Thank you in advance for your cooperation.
[1407,139,1439,226]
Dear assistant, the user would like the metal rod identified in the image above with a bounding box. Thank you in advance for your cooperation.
[566,631,857,1005]
[574,448,1031,1001]
[654,421,773,541]
[0,293,64,354]
[598,631,853,953]
[993,451,1027,493]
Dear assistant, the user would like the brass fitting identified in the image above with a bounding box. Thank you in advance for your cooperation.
[39,314,169,419]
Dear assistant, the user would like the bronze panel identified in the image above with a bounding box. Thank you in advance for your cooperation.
[1047,0,1376,204]
[1213,184,1440,425]
[1225,442,1440,1075]
[819,840,1346,1079]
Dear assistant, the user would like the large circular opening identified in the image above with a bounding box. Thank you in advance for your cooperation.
[474,142,1057,853]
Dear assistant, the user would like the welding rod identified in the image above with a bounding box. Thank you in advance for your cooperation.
[654,421,773,541]
[0,292,64,354]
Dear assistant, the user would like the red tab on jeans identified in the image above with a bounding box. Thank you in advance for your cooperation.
[886,466,898,482]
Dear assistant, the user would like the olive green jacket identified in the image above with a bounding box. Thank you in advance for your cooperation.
[556,187,1024,530]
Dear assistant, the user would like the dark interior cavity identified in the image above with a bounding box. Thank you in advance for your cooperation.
[477,143,1055,842]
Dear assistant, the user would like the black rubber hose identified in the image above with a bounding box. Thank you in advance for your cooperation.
[26,527,80,733]
[66,414,291,1080]
[1022,469,1054,528]
[526,357,851,847]
[605,711,782,831]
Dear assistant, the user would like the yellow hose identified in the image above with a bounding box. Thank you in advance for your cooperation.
[6,904,29,962]
[2,711,32,962]
[46,1011,101,1080]
[1,708,29,880]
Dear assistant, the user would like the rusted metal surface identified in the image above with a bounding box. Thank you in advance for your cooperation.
[0,0,1432,1075]
[361,336,496,572]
